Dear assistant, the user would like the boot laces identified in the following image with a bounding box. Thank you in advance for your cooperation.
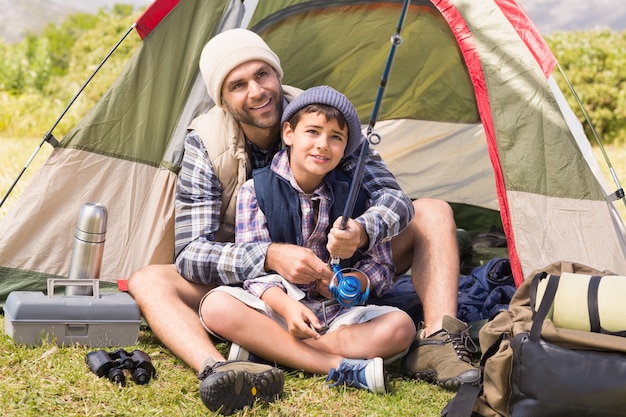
[198,362,220,380]
[448,329,478,363]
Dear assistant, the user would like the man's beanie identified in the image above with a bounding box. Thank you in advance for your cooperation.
[281,85,365,156]
[199,29,283,108]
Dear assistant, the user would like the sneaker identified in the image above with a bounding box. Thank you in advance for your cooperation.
[198,359,284,415]
[401,315,481,391]
[228,343,273,366]
[326,357,387,394]
[228,343,250,361]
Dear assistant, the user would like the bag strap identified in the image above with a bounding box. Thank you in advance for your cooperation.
[588,275,602,333]
[441,382,482,417]
[587,275,626,337]
[529,272,560,341]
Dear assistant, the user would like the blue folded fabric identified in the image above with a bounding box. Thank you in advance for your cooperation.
[364,258,516,326]
[457,258,515,322]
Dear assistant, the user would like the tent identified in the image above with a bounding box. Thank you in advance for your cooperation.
[1,0,626,306]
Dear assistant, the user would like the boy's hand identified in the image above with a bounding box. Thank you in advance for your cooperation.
[326,217,369,259]
[284,301,323,340]
[316,276,332,299]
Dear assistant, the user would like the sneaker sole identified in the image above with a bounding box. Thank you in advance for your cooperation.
[200,367,284,415]
[227,344,250,361]
[365,357,388,394]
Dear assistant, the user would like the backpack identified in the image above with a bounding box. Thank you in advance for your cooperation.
[443,261,626,417]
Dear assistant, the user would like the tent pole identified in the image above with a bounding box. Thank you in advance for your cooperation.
[0,23,138,210]
[555,62,626,209]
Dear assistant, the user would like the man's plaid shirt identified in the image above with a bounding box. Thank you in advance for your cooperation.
[175,132,413,286]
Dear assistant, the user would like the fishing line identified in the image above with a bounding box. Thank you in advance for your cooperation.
[330,0,411,307]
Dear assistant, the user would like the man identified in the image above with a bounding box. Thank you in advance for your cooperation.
[128,28,478,415]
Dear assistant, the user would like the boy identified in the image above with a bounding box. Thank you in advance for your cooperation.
[199,86,416,395]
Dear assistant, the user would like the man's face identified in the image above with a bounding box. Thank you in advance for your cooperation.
[221,60,284,131]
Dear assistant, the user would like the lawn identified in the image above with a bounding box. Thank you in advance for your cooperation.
[0,317,453,417]
[1,136,625,416]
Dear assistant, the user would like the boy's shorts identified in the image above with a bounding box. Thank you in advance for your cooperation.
[199,284,413,362]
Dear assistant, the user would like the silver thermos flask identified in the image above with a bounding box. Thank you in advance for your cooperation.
[65,202,108,296]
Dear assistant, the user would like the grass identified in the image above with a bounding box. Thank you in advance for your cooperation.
[1,136,625,416]
[0,318,453,417]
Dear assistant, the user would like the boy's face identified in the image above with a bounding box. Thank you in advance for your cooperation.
[221,60,283,133]
[283,111,348,193]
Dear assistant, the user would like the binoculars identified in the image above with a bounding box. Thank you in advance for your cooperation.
[86,349,156,386]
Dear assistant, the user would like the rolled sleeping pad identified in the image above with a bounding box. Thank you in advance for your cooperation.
[535,272,626,335]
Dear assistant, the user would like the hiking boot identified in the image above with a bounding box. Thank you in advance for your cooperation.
[198,359,284,415]
[326,357,387,394]
[401,315,481,391]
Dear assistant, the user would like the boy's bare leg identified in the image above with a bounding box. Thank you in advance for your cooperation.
[303,311,416,361]
[203,292,414,370]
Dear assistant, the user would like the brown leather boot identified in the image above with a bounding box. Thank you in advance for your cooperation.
[401,315,481,390]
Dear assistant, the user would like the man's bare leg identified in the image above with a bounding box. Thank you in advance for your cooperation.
[391,198,459,335]
[391,198,480,390]
[127,264,224,372]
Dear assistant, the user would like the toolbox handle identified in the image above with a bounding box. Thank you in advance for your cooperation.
[47,279,100,298]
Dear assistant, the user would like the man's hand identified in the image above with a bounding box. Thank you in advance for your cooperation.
[265,243,333,284]
[326,217,369,259]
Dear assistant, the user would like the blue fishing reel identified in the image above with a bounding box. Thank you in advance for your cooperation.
[329,264,370,308]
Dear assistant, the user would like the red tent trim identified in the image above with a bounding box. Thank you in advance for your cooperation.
[495,0,557,77]
[135,0,181,39]
[431,0,523,286]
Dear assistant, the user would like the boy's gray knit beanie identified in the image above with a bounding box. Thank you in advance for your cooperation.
[281,85,364,156]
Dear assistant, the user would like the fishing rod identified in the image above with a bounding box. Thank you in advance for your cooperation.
[329,0,411,308]
[0,23,138,210]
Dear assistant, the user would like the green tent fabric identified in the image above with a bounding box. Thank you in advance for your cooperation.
[1,0,625,305]
[0,0,236,301]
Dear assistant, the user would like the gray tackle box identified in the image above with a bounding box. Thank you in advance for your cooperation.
[4,279,141,347]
